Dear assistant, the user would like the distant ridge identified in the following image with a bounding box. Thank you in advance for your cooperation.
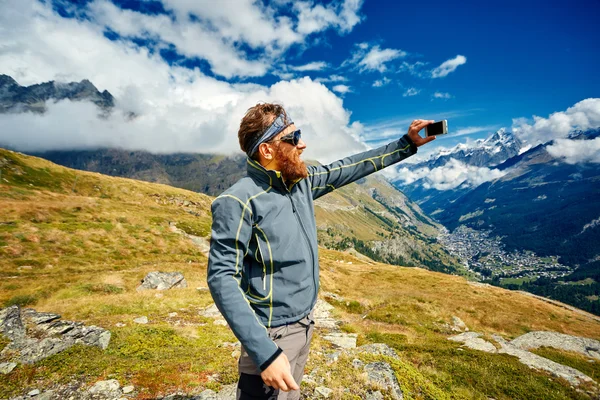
[0,74,114,113]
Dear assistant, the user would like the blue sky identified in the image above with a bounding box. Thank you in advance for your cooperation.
[1,0,599,165]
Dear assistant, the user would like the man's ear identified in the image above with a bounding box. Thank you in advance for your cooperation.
[259,142,274,160]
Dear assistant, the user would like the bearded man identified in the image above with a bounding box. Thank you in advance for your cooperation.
[207,103,435,399]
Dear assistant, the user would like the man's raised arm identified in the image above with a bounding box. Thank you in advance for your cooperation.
[308,119,435,200]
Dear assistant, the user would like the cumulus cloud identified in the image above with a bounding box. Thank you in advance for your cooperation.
[290,61,329,71]
[512,98,600,146]
[372,77,391,87]
[392,159,507,191]
[403,88,420,97]
[433,92,452,99]
[546,137,600,164]
[0,0,367,164]
[315,75,348,83]
[294,0,364,35]
[431,55,467,78]
[344,43,407,73]
[332,84,352,94]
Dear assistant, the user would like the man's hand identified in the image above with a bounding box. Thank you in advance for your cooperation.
[407,119,437,147]
[260,352,299,392]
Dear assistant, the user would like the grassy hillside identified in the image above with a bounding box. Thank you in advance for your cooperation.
[29,149,464,275]
[1,149,599,399]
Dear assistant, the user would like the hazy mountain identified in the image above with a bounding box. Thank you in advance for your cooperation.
[0,74,114,113]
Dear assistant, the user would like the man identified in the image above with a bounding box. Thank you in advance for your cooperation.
[207,103,435,399]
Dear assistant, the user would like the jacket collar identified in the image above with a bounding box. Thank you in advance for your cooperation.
[246,157,288,191]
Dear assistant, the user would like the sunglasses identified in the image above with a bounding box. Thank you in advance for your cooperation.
[271,129,301,146]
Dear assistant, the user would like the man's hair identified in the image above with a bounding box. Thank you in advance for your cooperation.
[238,103,290,159]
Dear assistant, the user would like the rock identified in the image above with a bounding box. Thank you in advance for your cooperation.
[216,383,237,399]
[115,323,126,327]
[357,343,400,359]
[509,331,600,360]
[0,307,111,365]
[137,271,188,291]
[315,386,333,398]
[213,319,227,326]
[27,389,40,396]
[448,332,497,353]
[196,287,210,292]
[0,305,26,341]
[365,391,384,400]
[34,391,54,400]
[88,379,121,397]
[122,385,134,394]
[168,312,178,318]
[352,358,364,369]
[493,335,595,387]
[0,362,17,374]
[197,389,217,399]
[321,292,344,302]
[323,332,357,349]
[451,316,468,332]
[313,299,338,329]
[134,316,148,324]
[200,304,223,318]
[325,350,341,364]
[364,362,403,400]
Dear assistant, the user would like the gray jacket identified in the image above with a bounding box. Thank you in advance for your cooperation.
[207,134,417,371]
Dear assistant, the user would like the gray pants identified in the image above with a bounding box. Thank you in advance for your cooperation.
[237,312,315,400]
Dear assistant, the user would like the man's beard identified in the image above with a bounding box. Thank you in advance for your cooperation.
[275,144,308,183]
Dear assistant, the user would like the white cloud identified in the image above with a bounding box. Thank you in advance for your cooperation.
[23,0,365,80]
[315,75,348,83]
[0,0,367,164]
[453,126,499,137]
[433,92,452,99]
[372,77,391,87]
[431,55,467,78]
[332,84,352,94]
[392,159,507,191]
[580,216,600,234]
[294,0,364,35]
[403,88,420,97]
[397,61,428,78]
[358,46,406,73]
[512,98,600,146]
[547,137,600,164]
[290,61,328,71]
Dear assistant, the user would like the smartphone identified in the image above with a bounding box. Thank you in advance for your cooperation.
[425,120,448,137]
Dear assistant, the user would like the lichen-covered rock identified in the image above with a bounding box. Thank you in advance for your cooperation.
[137,271,188,291]
[448,332,497,353]
[323,332,357,349]
[509,331,600,360]
[364,362,403,400]
[357,343,400,359]
[0,306,111,365]
[313,299,337,329]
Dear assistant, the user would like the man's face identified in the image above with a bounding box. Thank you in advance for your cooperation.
[271,124,308,182]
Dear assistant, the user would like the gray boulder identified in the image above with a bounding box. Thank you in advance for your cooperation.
[137,271,188,291]
[509,331,600,360]
[364,362,403,400]
[0,306,111,365]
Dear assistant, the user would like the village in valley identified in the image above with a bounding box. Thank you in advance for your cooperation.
[437,225,574,284]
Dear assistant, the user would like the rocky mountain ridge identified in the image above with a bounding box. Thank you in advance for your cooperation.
[0,74,114,114]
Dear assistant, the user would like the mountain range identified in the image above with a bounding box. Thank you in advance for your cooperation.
[0,74,114,114]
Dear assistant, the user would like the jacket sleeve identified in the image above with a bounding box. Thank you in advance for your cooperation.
[307,134,418,200]
[207,195,282,371]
